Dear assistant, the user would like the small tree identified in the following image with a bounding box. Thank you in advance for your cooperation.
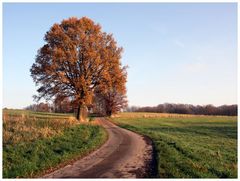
[30,17,126,121]
[93,66,128,116]
[97,90,128,116]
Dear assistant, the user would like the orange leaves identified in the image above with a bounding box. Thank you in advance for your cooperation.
[31,17,127,116]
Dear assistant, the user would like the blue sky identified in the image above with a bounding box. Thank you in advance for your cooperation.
[3,3,237,108]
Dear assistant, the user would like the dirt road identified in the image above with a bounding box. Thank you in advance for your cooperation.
[43,118,154,178]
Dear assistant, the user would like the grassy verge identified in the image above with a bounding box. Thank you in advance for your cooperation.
[3,109,107,178]
[111,112,237,178]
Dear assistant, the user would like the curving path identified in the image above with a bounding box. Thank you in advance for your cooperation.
[42,118,154,178]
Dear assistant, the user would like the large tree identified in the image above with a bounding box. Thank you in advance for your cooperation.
[30,17,126,121]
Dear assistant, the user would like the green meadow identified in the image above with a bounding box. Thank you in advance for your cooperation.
[3,109,107,178]
[111,112,237,178]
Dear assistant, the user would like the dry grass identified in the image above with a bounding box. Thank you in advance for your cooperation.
[3,109,79,145]
[3,109,108,178]
[115,112,232,119]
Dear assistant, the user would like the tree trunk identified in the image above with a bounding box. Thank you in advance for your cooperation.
[76,104,88,121]
[76,104,81,120]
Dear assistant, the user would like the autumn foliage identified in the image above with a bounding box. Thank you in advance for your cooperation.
[31,17,127,121]
[93,66,128,116]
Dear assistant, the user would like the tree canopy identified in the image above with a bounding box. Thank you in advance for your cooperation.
[31,17,127,121]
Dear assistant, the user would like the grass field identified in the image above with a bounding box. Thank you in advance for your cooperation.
[111,112,237,178]
[3,109,107,178]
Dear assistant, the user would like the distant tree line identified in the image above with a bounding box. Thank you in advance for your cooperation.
[126,103,237,116]
[25,93,127,116]
[25,98,73,113]
[25,102,52,112]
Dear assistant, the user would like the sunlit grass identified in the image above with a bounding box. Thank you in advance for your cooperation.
[3,109,77,145]
[3,109,107,178]
[111,112,237,178]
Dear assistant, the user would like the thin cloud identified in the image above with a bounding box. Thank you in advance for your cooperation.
[174,39,185,48]
[149,23,167,35]
[185,62,207,73]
